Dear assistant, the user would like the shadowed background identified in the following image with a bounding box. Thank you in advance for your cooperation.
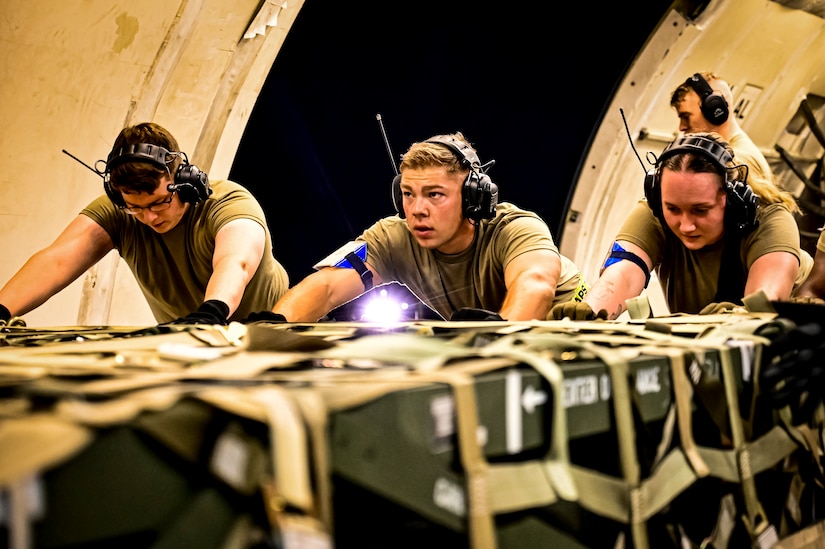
[231,1,675,281]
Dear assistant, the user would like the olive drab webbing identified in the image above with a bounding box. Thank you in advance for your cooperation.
[1,308,824,548]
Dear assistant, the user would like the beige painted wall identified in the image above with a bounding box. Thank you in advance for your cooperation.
[0,0,304,326]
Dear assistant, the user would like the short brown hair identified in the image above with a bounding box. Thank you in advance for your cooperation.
[670,71,720,108]
[107,122,182,194]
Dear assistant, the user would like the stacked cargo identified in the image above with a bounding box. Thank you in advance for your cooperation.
[0,314,823,548]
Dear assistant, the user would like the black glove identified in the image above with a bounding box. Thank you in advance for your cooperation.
[0,304,10,323]
[169,300,230,325]
[760,319,825,424]
[449,307,505,321]
[242,311,288,323]
[0,304,26,327]
[698,301,740,315]
[551,302,607,321]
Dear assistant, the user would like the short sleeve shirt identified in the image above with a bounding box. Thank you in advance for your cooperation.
[358,202,582,319]
[82,179,289,322]
[617,200,807,314]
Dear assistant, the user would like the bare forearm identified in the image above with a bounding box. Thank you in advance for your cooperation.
[499,278,554,320]
[0,249,92,316]
[500,251,560,320]
[272,281,337,322]
[0,215,113,317]
[208,220,267,316]
[745,253,797,301]
[585,279,628,320]
[585,262,647,320]
[272,268,367,322]
[204,259,258,316]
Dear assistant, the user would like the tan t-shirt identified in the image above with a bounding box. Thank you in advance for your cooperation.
[358,202,582,319]
[617,200,810,313]
[727,129,774,186]
[82,179,289,322]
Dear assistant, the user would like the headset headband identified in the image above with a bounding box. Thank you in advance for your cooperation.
[658,134,733,169]
[425,135,481,169]
[105,143,176,173]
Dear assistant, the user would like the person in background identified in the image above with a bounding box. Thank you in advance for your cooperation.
[0,122,288,326]
[267,132,588,322]
[552,132,811,320]
[671,71,800,216]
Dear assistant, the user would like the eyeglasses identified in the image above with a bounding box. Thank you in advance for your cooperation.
[121,192,176,215]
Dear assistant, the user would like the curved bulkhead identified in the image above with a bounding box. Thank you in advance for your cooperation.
[560,0,825,293]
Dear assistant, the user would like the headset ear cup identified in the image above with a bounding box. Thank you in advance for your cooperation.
[686,73,730,125]
[169,164,211,204]
[104,178,125,208]
[484,176,499,218]
[391,174,405,218]
[477,174,498,220]
[726,180,759,232]
[462,173,478,219]
[462,172,498,221]
[701,93,729,125]
[644,167,663,221]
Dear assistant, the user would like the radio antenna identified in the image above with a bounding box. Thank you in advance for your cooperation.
[376,113,398,175]
[62,149,104,179]
[620,108,648,174]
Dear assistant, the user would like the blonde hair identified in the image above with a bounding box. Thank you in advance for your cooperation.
[399,132,475,176]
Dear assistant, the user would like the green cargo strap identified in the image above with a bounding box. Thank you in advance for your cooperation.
[248,334,534,545]
[425,370,495,549]
[513,321,798,544]
[479,338,575,509]
[250,387,315,514]
[291,388,334,531]
[651,347,711,477]
[485,332,650,548]
[635,328,791,542]
[718,345,773,541]
[197,386,317,517]
[779,416,825,487]
[593,340,649,549]
[197,385,335,542]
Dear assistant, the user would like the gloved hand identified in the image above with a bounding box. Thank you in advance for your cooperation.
[0,304,26,327]
[169,300,230,325]
[242,311,288,323]
[760,319,825,423]
[551,302,608,321]
[698,301,740,315]
[450,307,505,321]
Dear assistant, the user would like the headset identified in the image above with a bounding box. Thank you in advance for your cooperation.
[391,135,498,222]
[644,134,758,232]
[684,73,729,125]
[104,143,211,208]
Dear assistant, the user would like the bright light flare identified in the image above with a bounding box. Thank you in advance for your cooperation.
[360,288,410,323]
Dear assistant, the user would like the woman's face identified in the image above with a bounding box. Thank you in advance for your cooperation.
[659,168,727,249]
